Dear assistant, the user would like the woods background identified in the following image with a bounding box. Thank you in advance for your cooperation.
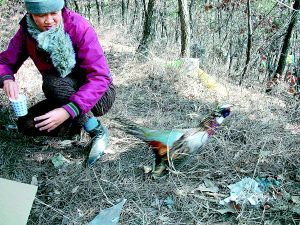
[1,0,300,87]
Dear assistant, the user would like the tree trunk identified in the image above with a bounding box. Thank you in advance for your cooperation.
[95,0,101,23]
[175,16,180,43]
[188,0,195,38]
[273,0,300,79]
[217,7,221,40]
[130,0,138,29]
[122,0,126,25]
[239,0,253,85]
[178,0,191,57]
[73,0,79,13]
[228,39,233,76]
[295,31,300,86]
[142,0,147,15]
[137,0,157,56]
[87,0,91,21]
[100,0,105,17]
[160,1,167,39]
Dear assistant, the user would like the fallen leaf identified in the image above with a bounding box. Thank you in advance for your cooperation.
[164,196,174,209]
[89,199,126,225]
[59,140,73,147]
[292,205,300,215]
[259,151,272,162]
[174,189,188,197]
[31,175,38,186]
[158,215,170,222]
[71,186,79,194]
[204,178,219,191]
[194,184,219,193]
[216,206,236,214]
[4,124,18,131]
[51,153,68,168]
[291,196,300,204]
[264,204,271,210]
[143,165,152,174]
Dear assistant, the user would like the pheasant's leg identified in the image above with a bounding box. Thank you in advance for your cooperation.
[152,153,168,177]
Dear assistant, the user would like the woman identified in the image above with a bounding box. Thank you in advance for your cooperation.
[0,0,116,167]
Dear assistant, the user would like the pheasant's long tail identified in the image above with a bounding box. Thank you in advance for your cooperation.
[113,117,148,141]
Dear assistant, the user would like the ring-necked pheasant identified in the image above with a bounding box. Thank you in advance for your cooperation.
[114,104,231,177]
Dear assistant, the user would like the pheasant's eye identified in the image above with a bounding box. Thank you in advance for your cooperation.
[222,109,230,117]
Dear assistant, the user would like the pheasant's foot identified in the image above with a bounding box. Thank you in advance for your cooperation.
[152,162,168,179]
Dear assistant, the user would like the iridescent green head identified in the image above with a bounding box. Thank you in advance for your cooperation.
[215,104,232,118]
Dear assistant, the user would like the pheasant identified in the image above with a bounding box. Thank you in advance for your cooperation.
[114,104,232,178]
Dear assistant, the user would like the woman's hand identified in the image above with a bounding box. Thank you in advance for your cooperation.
[34,107,70,132]
[3,80,19,100]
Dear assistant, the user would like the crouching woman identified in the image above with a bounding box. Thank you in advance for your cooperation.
[0,0,116,167]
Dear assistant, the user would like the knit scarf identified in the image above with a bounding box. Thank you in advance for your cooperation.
[26,14,76,77]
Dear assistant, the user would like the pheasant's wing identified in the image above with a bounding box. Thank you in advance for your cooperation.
[144,129,188,145]
[142,129,189,165]
[168,129,208,170]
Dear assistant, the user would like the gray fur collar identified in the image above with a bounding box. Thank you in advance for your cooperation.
[26,15,75,77]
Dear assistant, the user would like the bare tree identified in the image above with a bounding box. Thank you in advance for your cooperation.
[178,0,191,57]
[188,0,195,37]
[121,0,127,25]
[87,0,91,21]
[273,0,300,80]
[239,0,253,85]
[73,0,79,13]
[137,0,157,56]
[95,0,101,23]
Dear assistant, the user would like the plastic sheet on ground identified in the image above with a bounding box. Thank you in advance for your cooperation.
[89,199,127,225]
[220,177,264,206]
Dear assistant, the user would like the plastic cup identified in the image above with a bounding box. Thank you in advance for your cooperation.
[9,94,28,117]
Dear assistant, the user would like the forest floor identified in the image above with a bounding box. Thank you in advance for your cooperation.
[1,22,300,225]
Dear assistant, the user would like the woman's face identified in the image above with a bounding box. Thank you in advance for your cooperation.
[31,11,62,31]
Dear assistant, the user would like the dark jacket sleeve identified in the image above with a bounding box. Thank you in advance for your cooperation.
[0,26,29,88]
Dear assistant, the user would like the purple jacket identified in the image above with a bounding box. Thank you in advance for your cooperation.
[0,8,112,118]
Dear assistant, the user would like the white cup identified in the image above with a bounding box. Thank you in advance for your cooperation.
[9,94,28,117]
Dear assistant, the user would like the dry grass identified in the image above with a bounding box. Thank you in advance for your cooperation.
[1,5,300,225]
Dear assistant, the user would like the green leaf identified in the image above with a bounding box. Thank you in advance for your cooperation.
[166,59,183,69]
[164,196,174,209]
[51,153,67,168]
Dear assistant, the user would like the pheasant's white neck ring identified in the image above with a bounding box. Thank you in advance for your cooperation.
[216,117,224,124]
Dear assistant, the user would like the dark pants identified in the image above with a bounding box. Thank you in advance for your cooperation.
[17,74,116,137]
